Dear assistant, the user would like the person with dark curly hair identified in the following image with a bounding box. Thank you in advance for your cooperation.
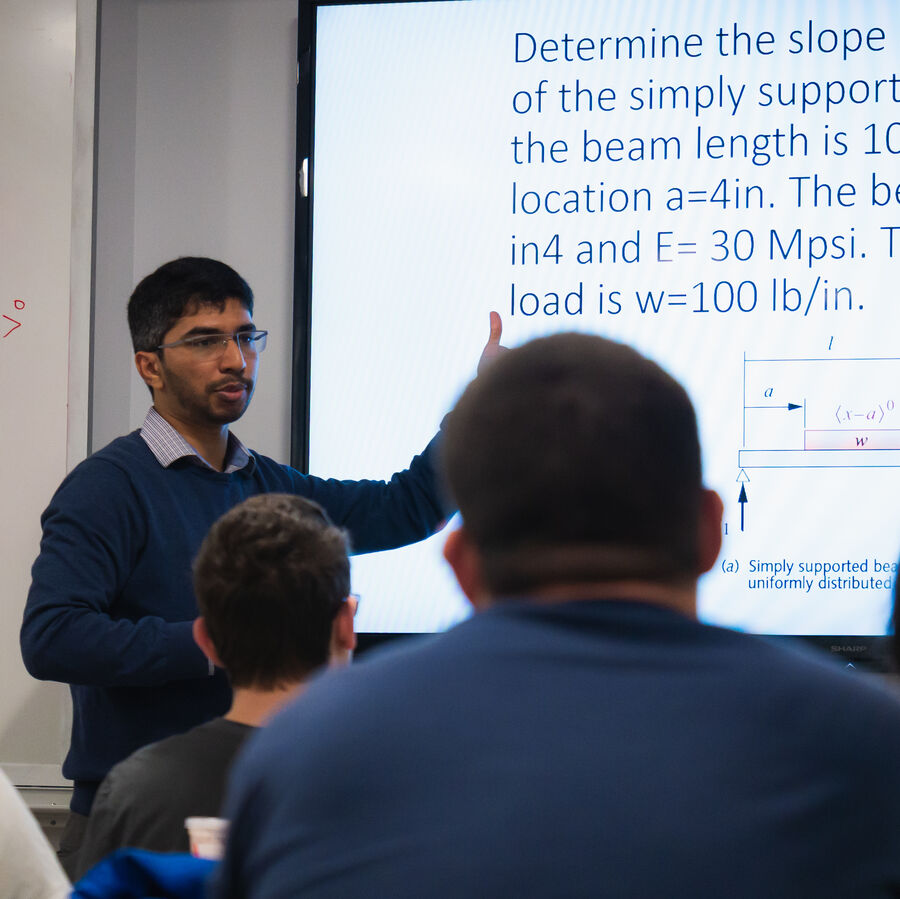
[74,493,355,877]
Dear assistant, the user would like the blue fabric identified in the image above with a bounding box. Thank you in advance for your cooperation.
[21,429,450,814]
[71,849,215,899]
[215,600,900,898]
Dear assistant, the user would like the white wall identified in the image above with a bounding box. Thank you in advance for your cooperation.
[0,0,95,788]
[93,0,299,460]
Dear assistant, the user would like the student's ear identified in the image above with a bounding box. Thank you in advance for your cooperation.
[329,597,357,666]
[134,351,164,394]
[192,617,224,668]
[443,527,491,611]
[696,488,724,576]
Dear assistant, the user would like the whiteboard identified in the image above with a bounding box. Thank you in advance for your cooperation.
[0,0,94,788]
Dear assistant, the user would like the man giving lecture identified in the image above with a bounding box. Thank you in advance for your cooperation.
[20,256,500,873]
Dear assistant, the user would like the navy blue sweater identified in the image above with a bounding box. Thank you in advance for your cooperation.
[21,430,451,814]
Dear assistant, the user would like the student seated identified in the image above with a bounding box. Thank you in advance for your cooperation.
[214,333,900,898]
[74,493,355,878]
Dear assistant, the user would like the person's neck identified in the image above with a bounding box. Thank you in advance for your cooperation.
[153,406,230,471]
[509,580,698,617]
[224,682,307,727]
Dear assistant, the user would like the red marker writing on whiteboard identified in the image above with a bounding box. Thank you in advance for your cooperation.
[2,299,25,338]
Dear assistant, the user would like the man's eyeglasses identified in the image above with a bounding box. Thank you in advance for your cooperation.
[156,330,268,359]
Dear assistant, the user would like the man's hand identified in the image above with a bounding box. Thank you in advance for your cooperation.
[477,311,506,376]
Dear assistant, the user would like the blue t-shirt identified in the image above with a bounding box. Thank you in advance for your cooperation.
[217,599,900,898]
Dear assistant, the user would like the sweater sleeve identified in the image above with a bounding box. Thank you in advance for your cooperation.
[20,458,208,687]
[289,429,457,555]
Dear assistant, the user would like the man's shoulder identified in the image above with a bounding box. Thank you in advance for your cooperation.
[43,432,158,520]
[245,448,292,476]
[223,440,297,487]
[67,431,153,479]
[100,725,197,801]
[131,716,253,761]
[92,429,148,457]
[101,718,253,803]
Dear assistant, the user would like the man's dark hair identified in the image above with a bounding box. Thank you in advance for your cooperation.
[127,256,254,352]
[442,332,703,594]
[193,494,350,689]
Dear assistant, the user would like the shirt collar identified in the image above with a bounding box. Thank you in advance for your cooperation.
[140,407,255,474]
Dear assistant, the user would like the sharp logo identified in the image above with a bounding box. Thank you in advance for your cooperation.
[831,645,866,653]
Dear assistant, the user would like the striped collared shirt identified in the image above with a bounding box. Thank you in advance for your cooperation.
[140,407,255,474]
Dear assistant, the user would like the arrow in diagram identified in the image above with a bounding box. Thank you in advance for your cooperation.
[738,483,748,532]
[745,402,801,411]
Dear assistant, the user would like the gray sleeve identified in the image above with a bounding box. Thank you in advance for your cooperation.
[73,768,130,880]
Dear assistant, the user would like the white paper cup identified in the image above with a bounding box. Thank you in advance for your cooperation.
[185,816,229,860]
